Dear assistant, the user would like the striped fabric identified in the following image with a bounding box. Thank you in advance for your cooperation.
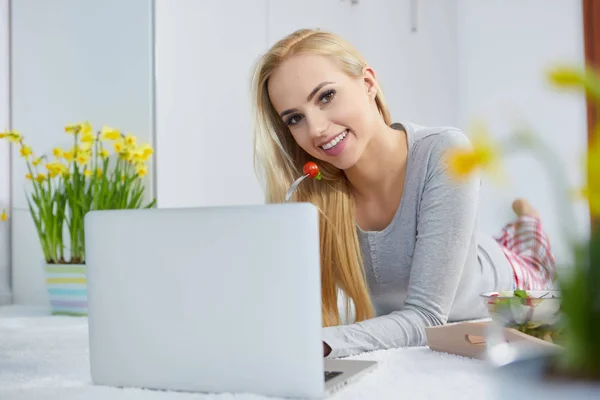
[493,215,557,290]
[44,264,88,316]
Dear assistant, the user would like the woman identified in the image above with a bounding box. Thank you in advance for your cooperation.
[250,28,556,358]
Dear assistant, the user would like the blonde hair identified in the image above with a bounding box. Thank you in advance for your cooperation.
[250,29,392,326]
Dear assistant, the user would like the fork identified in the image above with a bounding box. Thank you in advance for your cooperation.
[285,174,309,202]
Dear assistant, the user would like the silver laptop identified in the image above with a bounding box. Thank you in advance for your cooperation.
[84,203,376,399]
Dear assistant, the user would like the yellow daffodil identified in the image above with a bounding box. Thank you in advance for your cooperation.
[125,134,137,147]
[547,65,600,101]
[52,147,63,159]
[101,126,121,141]
[80,121,93,136]
[81,132,95,143]
[35,173,46,183]
[96,168,103,178]
[136,165,148,177]
[548,66,587,88]
[84,169,93,178]
[0,132,5,139]
[3,131,22,143]
[444,121,500,181]
[19,145,32,158]
[63,150,74,163]
[32,157,42,167]
[65,123,80,134]
[45,162,68,178]
[131,149,145,163]
[140,144,153,161]
[0,209,7,222]
[113,139,125,153]
[100,149,109,159]
[76,152,90,165]
[119,148,133,161]
[79,140,93,151]
[25,173,32,180]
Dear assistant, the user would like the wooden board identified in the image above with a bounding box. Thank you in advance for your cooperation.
[425,321,561,359]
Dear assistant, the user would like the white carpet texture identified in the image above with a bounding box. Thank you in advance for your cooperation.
[0,306,498,399]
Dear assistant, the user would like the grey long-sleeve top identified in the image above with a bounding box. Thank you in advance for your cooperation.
[322,121,514,359]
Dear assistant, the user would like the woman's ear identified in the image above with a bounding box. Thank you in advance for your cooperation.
[362,66,378,100]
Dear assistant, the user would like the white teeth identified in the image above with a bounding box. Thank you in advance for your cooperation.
[321,130,348,150]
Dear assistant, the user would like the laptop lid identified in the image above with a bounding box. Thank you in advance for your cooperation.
[84,203,324,398]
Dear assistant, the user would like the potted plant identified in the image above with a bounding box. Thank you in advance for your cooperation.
[0,122,156,316]
[444,66,600,394]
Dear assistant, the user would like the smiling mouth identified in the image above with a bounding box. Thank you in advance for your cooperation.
[320,130,348,150]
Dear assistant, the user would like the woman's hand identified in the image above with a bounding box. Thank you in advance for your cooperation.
[323,341,332,357]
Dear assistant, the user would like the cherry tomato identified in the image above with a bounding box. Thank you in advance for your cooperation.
[303,162,320,178]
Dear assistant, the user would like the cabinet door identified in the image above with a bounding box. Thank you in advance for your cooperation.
[353,0,458,127]
[155,0,268,207]
[267,0,360,47]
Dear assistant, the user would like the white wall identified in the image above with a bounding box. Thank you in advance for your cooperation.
[0,0,11,305]
[457,0,588,267]
[155,0,459,208]
[10,0,155,304]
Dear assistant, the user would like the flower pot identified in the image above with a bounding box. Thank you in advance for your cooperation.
[43,263,88,316]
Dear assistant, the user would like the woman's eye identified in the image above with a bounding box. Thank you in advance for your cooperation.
[319,89,336,104]
[286,114,303,126]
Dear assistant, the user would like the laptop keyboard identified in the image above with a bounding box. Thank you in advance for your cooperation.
[324,371,343,382]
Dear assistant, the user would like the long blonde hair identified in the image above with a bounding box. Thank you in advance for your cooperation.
[250,29,392,326]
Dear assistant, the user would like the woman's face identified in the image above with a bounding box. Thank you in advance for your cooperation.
[267,54,380,170]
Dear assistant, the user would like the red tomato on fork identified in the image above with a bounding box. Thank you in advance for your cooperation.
[303,162,322,180]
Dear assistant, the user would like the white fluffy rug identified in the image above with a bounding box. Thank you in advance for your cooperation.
[0,306,499,400]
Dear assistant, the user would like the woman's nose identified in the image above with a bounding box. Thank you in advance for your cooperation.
[306,113,328,140]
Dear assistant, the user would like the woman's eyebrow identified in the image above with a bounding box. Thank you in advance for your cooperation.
[279,81,335,118]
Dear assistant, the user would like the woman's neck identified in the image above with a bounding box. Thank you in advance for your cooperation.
[344,122,408,201]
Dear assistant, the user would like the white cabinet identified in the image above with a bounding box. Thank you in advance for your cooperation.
[155,0,268,208]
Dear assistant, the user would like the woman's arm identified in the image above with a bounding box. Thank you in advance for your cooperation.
[322,130,480,358]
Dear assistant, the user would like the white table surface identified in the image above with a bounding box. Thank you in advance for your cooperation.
[0,305,548,400]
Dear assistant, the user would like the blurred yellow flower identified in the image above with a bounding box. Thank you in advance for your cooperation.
[76,152,90,165]
[101,126,121,141]
[45,162,68,178]
[547,65,600,101]
[136,165,148,177]
[0,209,7,222]
[125,134,137,147]
[79,141,93,151]
[100,149,109,159]
[20,145,32,158]
[119,149,133,161]
[81,132,95,143]
[35,173,46,183]
[63,150,74,163]
[32,157,42,167]
[547,66,587,88]
[113,140,125,153]
[80,122,93,136]
[25,173,32,180]
[140,144,153,161]
[96,168,103,178]
[444,122,500,181]
[52,147,63,158]
[84,169,93,178]
[4,131,22,143]
[65,123,80,134]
